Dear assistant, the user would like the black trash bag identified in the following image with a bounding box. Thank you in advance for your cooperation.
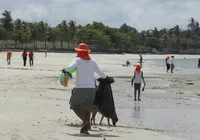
[94,77,116,118]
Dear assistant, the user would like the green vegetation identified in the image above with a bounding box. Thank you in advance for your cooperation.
[0,10,200,53]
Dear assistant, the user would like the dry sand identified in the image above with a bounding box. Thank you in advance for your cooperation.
[1,52,200,140]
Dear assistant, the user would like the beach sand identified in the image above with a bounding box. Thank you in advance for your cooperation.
[0,52,200,140]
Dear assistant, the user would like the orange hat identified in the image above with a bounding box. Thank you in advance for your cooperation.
[74,43,91,52]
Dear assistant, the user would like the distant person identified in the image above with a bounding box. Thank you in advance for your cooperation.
[29,51,34,66]
[131,65,146,101]
[170,56,175,73]
[7,51,12,65]
[22,50,28,66]
[198,58,200,68]
[126,60,131,67]
[45,50,47,58]
[165,56,170,73]
[139,55,143,66]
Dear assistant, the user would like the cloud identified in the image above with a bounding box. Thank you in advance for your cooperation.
[0,0,200,30]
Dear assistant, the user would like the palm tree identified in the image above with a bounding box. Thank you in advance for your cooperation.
[172,25,182,52]
[68,20,76,48]
[57,20,69,49]
[0,10,13,47]
[37,21,49,49]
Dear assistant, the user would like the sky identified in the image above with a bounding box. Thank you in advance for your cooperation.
[0,0,200,30]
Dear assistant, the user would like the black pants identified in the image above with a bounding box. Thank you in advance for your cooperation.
[23,56,27,66]
[29,58,33,66]
[7,58,11,65]
[134,83,141,100]
[166,63,170,71]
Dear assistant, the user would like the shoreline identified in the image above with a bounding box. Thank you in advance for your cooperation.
[1,48,200,55]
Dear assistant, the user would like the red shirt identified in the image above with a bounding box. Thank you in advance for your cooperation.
[7,51,12,58]
[22,52,27,57]
[29,52,34,58]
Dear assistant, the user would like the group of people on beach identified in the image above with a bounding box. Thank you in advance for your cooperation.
[165,55,175,73]
[6,50,48,66]
[62,43,146,134]
[7,50,34,66]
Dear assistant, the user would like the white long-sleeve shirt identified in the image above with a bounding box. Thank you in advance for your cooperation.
[64,58,106,88]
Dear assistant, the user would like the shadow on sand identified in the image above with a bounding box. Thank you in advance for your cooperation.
[67,133,119,138]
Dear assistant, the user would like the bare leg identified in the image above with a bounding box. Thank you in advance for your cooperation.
[73,108,85,123]
[73,108,89,134]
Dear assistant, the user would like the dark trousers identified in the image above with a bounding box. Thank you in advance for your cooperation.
[23,56,27,66]
[29,58,33,66]
[7,58,11,65]
[134,83,141,100]
[166,63,170,72]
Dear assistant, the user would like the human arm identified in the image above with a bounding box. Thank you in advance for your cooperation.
[131,74,135,86]
[93,60,106,79]
[62,59,77,73]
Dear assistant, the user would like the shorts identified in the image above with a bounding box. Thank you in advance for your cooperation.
[69,88,95,112]
[134,83,141,90]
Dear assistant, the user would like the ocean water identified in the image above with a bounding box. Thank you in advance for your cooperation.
[144,58,199,69]
[143,58,200,74]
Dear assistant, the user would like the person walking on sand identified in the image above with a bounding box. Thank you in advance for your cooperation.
[62,43,107,135]
[131,65,146,101]
[22,50,28,66]
[7,50,12,65]
[139,55,143,66]
[170,56,175,73]
[45,50,47,58]
[29,51,34,66]
[165,56,170,73]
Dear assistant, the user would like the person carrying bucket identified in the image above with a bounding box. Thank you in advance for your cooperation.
[131,64,146,101]
[62,43,107,135]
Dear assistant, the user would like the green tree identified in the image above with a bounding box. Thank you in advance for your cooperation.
[0,10,13,47]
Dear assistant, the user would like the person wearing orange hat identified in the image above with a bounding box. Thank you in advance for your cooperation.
[131,64,146,101]
[62,43,107,134]
[165,56,170,73]
[7,51,12,65]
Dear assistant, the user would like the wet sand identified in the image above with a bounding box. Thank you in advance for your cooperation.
[1,52,199,140]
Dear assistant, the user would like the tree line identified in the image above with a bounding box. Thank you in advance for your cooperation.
[0,10,200,53]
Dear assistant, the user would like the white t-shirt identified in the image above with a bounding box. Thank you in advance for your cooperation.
[134,71,143,84]
[64,58,106,88]
[169,58,174,64]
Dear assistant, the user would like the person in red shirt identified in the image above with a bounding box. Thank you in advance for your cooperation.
[29,51,34,66]
[22,50,28,66]
[7,51,12,65]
